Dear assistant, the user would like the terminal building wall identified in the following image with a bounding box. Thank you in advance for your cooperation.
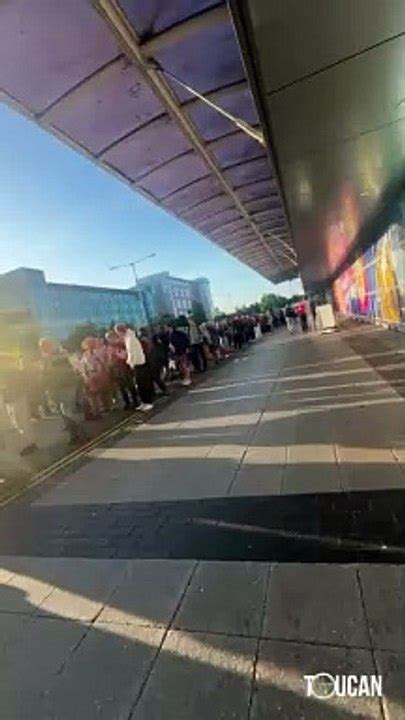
[333,224,405,330]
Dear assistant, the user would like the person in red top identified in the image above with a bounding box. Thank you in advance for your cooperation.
[295,301,308,332]
[79,337,107,419]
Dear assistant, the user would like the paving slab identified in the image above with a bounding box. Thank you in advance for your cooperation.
[0,566,14,584]
[282,463,341,494]
[132,630,256,720]
[359,565,405,652]
[0,616,88,719]
[252,639,382,720]
[337,446,405,491]
[0,570,54,614]
[36,558,127,621]
[36,455,240,505]
[174,561,268,636]
[0,610,30,651]
[230,447,285,496]
[263,564,370,648]
[286,444,336,464]
[97,559,195,626]
[375,651,405,720]
[43,622,164,720]
[393,448,405,468]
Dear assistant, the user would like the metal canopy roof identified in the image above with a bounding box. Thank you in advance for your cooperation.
[0,0,298,283]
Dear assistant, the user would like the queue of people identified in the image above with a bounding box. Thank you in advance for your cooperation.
[6,311,281,457]
[284,298,318,334]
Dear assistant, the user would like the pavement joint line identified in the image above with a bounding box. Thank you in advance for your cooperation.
[0,607,397,654]
[127,560,200,720]
[392,447,405,476]
[54,561,128,677]
[226,361,284,496]
[356,569,387,720]
[268,364,289,495]
[333,442,346,492]
[95,619,171,630]
[247,563,272,720]
[256,634,377,652]
[225,445,249,495]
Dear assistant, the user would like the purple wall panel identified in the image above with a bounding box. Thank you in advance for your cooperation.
[163,175,222,211]
[252,210,281,222]
[183,194,233,222]
[0,0,120,113]
[209,131,264,168]
[46,58,164,155]
[103,115,191,181]
[187,84,258,141]
[236,179,278,201]
[244,197,274,214]
[225,157,271,187]
[219,232,256,244]
[213,222,252,237]
[197,208,241,232]
[138,151,208,198]
[155,20,244,101]
[210,218,249,236]
[226,237,260,250]
[118,0,220,38]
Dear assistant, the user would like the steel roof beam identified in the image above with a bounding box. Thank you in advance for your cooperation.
[140,6,229,57]
[94,0,297,271]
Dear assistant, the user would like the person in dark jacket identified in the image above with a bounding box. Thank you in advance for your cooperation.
[170,326,191,386]
[140,327,167,394]
[188,314,207,373]
[39,338,84,443]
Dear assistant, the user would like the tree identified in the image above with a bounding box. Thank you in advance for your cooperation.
[260,293,294,311]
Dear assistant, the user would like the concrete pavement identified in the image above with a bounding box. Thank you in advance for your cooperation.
[0,326,405,718]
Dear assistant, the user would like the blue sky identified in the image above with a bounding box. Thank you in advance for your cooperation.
[0,103,302,312]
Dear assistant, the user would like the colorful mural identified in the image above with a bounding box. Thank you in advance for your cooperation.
[333,224,405,326]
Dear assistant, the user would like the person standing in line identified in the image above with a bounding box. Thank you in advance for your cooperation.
[40,337,84,442]
[232,316,244,350]
[295,300,308,332]
[207,322,221,361]
[225,321,234,351]
[105,330,140,410]
[79,337,107,420]
[139,327,167,395]
[2,345,38,457]
[285,305,297,333]
[115,324,154,410]
[157,324,171,375]
[310,298,318,329]
[169,324,191,386]
[187,314,207,373]
[304,297,315,331]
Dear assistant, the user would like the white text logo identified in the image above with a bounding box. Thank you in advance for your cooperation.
[304,673,383,699]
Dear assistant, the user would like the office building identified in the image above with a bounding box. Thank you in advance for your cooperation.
[0,267,154,340]
[137,272,214,319]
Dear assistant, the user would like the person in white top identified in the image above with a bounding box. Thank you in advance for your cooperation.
[114,324,154,411]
